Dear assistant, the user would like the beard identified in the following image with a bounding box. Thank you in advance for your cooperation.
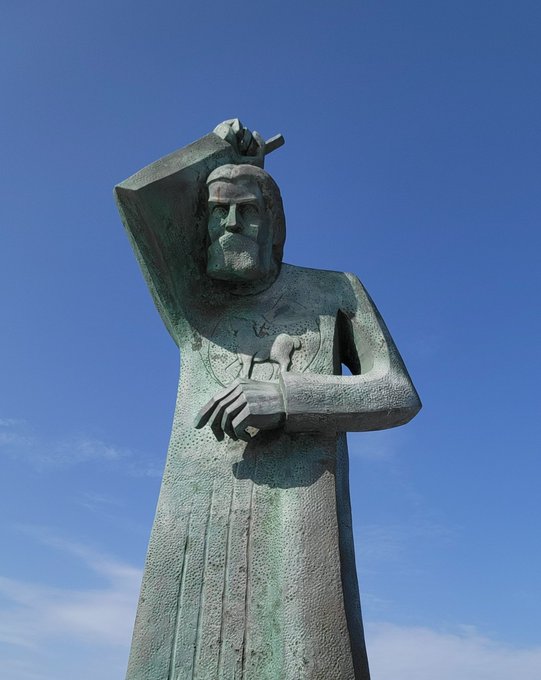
[207,233,263,281]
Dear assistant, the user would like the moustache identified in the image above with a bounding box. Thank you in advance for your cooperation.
[215,233,257,248]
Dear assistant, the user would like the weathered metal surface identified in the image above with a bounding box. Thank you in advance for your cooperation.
[114,119,421,680]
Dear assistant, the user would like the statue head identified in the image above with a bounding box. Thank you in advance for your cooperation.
[205,164,285,284]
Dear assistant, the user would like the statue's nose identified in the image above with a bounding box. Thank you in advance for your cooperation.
[224,205,241,232]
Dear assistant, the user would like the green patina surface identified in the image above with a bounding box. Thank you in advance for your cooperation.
[114,120,420,680]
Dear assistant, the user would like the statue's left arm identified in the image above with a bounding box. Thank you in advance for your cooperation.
[280,272,421,432]
[196,272,421,440]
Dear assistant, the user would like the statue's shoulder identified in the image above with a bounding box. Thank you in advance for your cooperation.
[281,262,351,285]
[279,263,360,309]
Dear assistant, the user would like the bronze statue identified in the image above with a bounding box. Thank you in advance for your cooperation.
[115,119,421,680]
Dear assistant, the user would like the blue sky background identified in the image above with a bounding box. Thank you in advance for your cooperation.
[1,1,540,678]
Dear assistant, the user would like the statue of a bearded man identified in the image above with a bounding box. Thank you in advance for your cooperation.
[115,119,421,680]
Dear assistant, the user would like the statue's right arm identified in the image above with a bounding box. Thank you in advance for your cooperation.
[114,126,247,343]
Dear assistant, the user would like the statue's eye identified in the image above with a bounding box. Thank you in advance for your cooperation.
[239,204,259,219]
[212,205,228,218]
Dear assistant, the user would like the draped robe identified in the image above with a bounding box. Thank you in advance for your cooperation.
[115,133,421,680]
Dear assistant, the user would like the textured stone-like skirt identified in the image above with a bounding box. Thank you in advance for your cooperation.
[125,426,369,680]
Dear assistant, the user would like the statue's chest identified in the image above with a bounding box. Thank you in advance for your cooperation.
[198,297,337,386]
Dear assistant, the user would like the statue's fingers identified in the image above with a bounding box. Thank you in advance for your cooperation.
[194,381,241,429]
[250,130,266,163]
[239,128,253,154]
[252,130,265,150]
[231,406,253,443]
[207,389,245,441]
[221,395,246,440]
[194,398,220,429]
[245,134,259,156]
[213,120,237,146]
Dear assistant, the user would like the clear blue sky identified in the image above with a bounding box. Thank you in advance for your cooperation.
[1,1,540,678]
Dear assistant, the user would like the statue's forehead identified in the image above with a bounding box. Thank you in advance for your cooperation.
[207,179,262,203]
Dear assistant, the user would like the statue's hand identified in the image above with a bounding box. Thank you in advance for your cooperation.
[213,119,266,166]
[194,378,285,442]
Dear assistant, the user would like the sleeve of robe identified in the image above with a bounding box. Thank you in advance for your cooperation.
[280,272,421,432]
[113,132,241,344]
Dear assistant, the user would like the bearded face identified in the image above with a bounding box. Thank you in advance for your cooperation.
[206,176,276,282]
